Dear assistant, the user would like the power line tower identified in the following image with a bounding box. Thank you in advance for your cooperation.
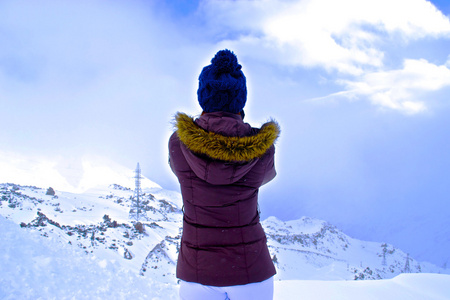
[381,243,387,266]
[130,163,145,221]
[404,253,411,273]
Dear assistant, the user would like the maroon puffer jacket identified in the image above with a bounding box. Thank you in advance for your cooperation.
[169,111,280,287]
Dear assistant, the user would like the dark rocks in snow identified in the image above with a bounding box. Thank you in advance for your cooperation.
[110,184,131,191]
[134,222,145,233]
[124,248,134,260]
[158,199,180,213]
[0,184,43,208]
[46,187,55,196]
[103,214,118,228]
[272,254,278,264]
[140,240,176,276]
[22,211,62,228]
[353,267,381,280]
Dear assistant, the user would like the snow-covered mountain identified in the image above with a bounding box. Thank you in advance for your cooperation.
[0,182,182,284]
[1,181,447,288]
[263,217,443,281]
[2,211,450,300]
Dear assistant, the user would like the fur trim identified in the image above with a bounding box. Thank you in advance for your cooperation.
[174,112,280,162]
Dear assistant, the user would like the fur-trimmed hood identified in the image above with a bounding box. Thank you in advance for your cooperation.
[173,111,280,185]
[174,112,280,162]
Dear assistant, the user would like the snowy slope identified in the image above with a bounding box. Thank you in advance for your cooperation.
[2,215,450,299]
[263,217,445,281]
[1,182,448,284]
[1,180,450,299]
[275,274,450,300]
[0,182,183,282]
[0,215,178,300]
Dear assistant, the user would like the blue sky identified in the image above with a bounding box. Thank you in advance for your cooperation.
[1,0,450,267]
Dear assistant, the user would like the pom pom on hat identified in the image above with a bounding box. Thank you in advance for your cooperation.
[197,49,247,114]
[211,49,240,74]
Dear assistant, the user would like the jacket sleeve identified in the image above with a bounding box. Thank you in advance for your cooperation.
[168,132,179,174]
[261,146,276,186]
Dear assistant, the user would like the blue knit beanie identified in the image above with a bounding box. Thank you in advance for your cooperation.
[197,49,247,114]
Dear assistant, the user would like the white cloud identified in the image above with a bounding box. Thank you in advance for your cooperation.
[338,59,450,114]
[199,0,450,113]
[202,0,450,73]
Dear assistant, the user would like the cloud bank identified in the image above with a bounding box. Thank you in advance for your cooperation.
[198,0,450,113]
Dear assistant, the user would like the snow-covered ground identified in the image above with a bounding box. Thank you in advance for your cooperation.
[1,179,449,299]
[0,215,178,300]
[276,274,450,300]
[2,216,449,299]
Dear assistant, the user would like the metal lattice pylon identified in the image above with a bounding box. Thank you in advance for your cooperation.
[130,163,145,221]
[404,253,411,273]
